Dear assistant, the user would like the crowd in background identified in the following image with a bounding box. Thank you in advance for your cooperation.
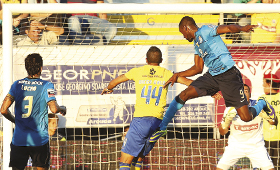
[0,0,279,45]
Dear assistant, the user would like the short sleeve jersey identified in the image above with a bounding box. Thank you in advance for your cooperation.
[125,65,173,119]
[9,78,56,146]
[194,25,235,76]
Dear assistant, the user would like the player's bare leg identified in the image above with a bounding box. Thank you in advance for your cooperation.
[119,151,134,169]
[178,85,199,102]
[120,151,134,163]
[236,105,253,122]
[149,85,199,143]
[236,97,276,122]
[131,156,144,170]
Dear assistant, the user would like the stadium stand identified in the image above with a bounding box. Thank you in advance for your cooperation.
[107,14,232,45]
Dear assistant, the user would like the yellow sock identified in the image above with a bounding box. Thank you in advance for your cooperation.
[134,161,142,170]
[130,165,135,170]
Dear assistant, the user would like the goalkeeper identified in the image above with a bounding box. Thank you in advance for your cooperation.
[101,46,222,170]
[216,84,277,170]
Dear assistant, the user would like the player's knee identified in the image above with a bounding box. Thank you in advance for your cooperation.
[179,86,198,101]
[175,95,186,105]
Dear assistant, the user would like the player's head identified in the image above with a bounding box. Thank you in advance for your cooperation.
[243,84,251,102]
[263,74,280,94]
[25,53,43,77]
[146,46,162,65]
[179,16,198,42]
[48,113,59,136]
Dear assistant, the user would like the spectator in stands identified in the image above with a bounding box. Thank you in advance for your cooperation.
[67,0,117,44]
[262,74,280,170]
[22,0,58,22]
[17,20,64,45]
[216,84,276,170]
[48,113,66,141]
[0,0,29,38]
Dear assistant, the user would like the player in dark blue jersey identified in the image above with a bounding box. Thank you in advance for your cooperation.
[149,16,276,142]
[0,53,66,170]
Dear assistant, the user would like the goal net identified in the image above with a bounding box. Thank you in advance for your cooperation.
[1,3,280,170]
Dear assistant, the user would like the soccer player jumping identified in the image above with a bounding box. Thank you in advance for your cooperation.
[149,16,275,142]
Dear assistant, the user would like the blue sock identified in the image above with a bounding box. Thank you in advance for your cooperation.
[250,99,266,118]
[159,96,184,130]
[119,162,130,170]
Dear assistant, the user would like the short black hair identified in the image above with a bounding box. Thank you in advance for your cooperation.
[243,84,251,94]
[179,16,197,28]
[25,53,43,77]
[146,46,162,64]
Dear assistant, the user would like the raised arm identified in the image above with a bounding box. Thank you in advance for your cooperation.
[216,24,256,35]
[101,74,129,95]
[0,94,15,123]
[31,20,64,36]
[163,54,204,88]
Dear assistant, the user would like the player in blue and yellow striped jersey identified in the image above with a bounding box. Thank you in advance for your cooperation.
[101,46,196,170]
[0,53,66,170]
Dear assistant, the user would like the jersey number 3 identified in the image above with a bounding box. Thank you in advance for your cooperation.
[141,85,163,106]
[22,96,33,118]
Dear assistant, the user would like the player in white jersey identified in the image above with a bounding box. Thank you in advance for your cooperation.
[217,84,277,170]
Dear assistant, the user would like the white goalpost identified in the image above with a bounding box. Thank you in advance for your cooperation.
[2,3,280,170]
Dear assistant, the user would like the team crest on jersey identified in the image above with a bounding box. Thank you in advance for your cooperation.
[198,36,203,44]
[150,68,156,75]
[47,89,55,98]
[208,24,216,28]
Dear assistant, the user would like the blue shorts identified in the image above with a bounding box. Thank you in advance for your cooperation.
[191,66,248,108]
[121,117,161,157]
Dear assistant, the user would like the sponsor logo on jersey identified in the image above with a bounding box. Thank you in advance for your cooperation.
[234,123,259,131]
[47,89,55,98]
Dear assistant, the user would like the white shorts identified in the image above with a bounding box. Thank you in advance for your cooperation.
[217,144,274,170]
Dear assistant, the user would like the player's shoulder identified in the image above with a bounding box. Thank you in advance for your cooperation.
[13,77,28,85]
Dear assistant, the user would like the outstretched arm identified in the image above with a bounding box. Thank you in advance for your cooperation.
[216,24,257,35]
[101,74,129,95]
[163,55,204,88]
